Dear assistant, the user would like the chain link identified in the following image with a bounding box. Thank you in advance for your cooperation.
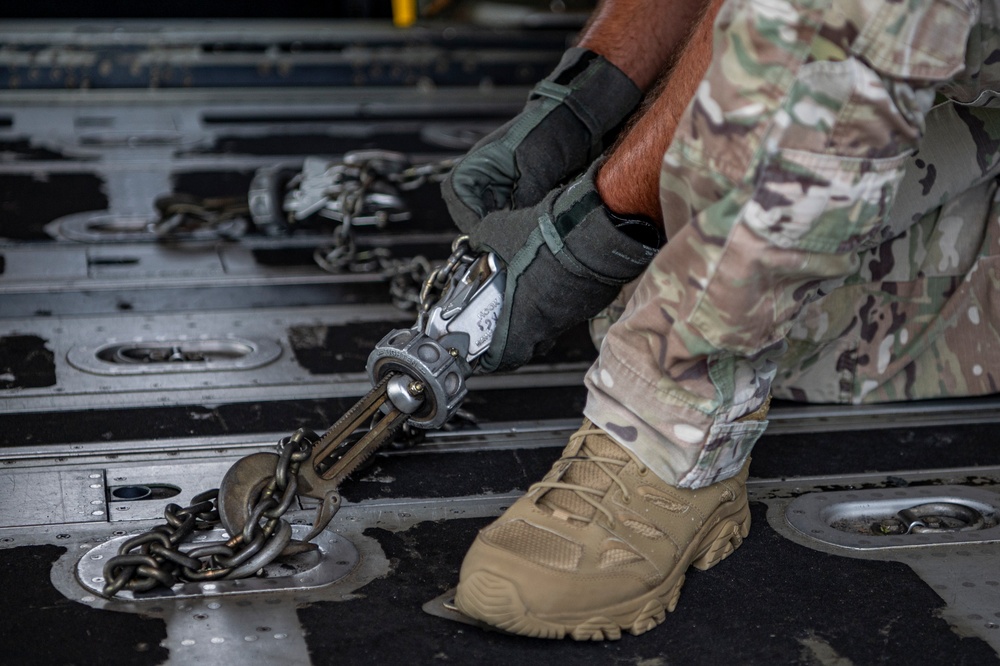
[150,194,250,239]
[389,157,458,191]
[151,153,454,244]
[413,235,477,329]
[149,151,456,312]
[101,431,313,597]
[311,153,456,310]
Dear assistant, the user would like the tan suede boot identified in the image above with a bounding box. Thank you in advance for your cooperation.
[454,420,751,640]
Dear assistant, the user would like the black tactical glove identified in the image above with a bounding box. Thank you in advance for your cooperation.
[470,159,662,373]
[441,47,643,231]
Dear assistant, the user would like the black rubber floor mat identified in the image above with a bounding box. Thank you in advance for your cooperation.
[0,545,169,666]
[0,139,67,161]
[0,334,56,389]
[753,421,1000,478]
[297,504,999,665]
[0,173,107,241]
[339,446,558,503]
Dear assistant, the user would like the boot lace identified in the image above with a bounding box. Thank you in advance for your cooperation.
[529,428,635,525]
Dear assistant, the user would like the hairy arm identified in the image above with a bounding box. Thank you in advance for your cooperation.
[595,0,726,221]
[577,0,716,91]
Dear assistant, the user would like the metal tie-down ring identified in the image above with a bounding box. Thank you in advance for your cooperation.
[886,502,987,534]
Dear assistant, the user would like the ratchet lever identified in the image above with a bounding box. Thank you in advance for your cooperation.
[296,373,422,540]
[217,374,419,541]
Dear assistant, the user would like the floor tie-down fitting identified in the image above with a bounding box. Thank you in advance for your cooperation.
[785,485,1000,550]
[76,525,359,600]
[764,477,1000,654]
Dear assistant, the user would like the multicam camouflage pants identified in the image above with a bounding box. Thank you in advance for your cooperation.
[584,0,1000,488]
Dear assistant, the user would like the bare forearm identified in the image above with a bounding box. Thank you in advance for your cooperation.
[578,0,714,91]
[596,0,725,222]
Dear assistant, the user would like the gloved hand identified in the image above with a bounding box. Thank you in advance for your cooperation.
[470,159,662,373]
[441,47,642,231]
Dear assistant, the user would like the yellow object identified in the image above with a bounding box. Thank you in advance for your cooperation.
[392,0,417,27]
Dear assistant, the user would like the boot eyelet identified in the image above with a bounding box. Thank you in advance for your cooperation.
[637,466,648,476]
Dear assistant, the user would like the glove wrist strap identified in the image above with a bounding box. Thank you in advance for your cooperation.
[529,47,643,148]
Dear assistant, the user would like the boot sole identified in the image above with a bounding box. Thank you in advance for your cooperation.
[454,497,751,641]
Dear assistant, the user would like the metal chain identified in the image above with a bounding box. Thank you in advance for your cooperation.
[150,194,250,239]
[414,235,477,329]
[312,156,455,256]
[312,153,457,311]
[388,157,457,191]
[100,235,480,597]
[101,431,313,597]
[150,155,454,242]
[310,156,386,274]
[149,152,456,312]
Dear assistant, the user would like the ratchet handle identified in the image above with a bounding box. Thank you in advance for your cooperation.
[366,252,505,430]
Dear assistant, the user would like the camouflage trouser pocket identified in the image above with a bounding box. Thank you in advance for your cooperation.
[849,238,1000,402]
[678,417,768,488]
[682,146,910,366]
[851,0,976,82]
[744,148,911,254]
[740,0,978,253]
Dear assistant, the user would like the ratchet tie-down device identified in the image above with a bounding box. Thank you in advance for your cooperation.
[98,236,505,597]
[221,236,504,540]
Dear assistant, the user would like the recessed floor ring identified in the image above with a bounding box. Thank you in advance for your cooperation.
[785,485,1000,550]
[765,477,1000,654]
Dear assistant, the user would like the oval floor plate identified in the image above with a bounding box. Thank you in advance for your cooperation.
[77,525,359,600]
[785,485,1000,550]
